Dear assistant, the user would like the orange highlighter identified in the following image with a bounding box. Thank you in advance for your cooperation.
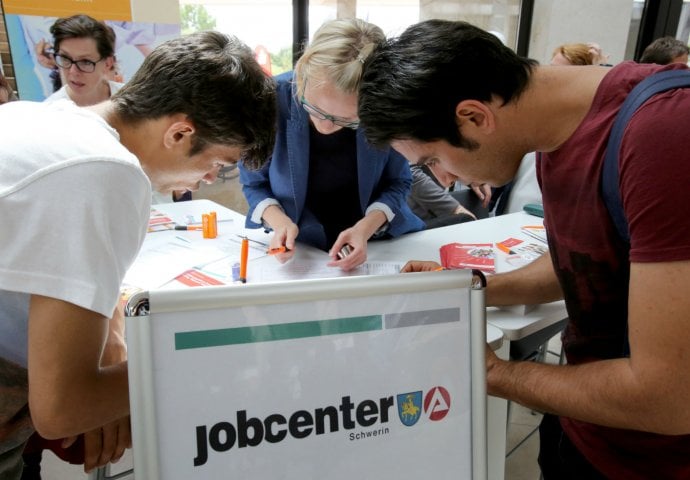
[239,237,249,283]
[267,246,290,255]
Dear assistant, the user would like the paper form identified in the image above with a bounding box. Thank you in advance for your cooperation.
[123,230,267,289]
[258,259,403,283]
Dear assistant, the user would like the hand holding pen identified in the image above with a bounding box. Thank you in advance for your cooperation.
[266,223,297,264]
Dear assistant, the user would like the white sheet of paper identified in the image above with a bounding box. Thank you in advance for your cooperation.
[258,259,403,283]
[123,231,268,289]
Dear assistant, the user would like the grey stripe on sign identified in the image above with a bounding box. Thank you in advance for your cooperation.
[384,308,460,329]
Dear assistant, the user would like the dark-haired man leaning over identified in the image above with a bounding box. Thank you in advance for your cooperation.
[358,19,690,479]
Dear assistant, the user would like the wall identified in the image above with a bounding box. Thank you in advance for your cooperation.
[529,0,636,64]
[0,2,16,91]
[132,0,179,23]
[0,0,649,96]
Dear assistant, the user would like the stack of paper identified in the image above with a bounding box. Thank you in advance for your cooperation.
[521,225,547,243]
[439,242,495,273]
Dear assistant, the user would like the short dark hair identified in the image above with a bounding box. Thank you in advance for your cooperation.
[640,36,690,65]
[50,14,116,59]
[358,20,537,148]
[111,31,276,170]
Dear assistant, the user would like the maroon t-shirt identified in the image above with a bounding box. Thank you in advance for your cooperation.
[539,61,690,478]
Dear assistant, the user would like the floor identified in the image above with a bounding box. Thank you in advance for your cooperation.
[39,176,561,480]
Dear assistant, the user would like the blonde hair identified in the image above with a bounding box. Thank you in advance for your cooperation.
[552,42,608,66]
[294,18,385,98]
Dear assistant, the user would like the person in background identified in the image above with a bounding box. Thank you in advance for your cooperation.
[239,18,423,271]
[0,73,18,104]
[550,42,610,66]
[43,14,122,106]
[407,164,478,228]
[486,152,542,216]
[358,19,690,479]
[0,31,275,480]
[640,36,690,65]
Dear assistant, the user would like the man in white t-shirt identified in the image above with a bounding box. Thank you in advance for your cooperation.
[0,31,276,478]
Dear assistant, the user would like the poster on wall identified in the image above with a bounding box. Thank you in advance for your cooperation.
[4,8,180,101]
[2,0,133,21]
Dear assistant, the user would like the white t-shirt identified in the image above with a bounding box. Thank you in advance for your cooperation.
[502,152,542,214]
[44,80,125,105]
[0,101,151,367]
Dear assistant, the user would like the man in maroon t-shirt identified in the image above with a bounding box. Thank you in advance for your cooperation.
[357,20,690,479]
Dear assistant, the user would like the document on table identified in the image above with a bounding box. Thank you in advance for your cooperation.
[258,259,403,282]
[123,231,267,289]
[153,198,238,225]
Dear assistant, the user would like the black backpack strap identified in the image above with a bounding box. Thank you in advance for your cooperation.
[602,69,690,243]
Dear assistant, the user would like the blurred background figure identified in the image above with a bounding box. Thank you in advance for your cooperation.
[407,164,477,229]
[640,36,690,65]
[550,42,610,66]
[43,14,122,106]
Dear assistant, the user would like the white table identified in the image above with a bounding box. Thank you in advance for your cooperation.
[361,211,568,349]
[131,201,569,480]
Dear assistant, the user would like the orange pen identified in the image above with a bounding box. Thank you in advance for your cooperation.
[267,246,290,255]
[174,225,204,231]
[239,237,249,283]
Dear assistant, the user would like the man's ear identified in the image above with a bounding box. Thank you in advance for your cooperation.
[455,100,495,134]
[163,119,195,150]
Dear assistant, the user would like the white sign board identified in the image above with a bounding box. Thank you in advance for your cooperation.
[126,271,486,479]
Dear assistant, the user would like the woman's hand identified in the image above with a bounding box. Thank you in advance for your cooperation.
[328,227,369,271]
[263,206,298,263]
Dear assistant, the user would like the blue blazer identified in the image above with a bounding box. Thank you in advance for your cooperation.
[239,72,424,250]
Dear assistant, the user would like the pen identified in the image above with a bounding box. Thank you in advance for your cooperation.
[174,225,204,231]
[239,237,249,284]
[496,243,516,255]
[267,246,290,255]
[236,234,268,247]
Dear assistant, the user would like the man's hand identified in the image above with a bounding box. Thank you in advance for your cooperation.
[470,183,493,208]
[400,260,443,272]
[76,416,132,473]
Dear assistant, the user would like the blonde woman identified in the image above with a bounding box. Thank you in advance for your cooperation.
[239,18,423,271]
[550,42,609,66]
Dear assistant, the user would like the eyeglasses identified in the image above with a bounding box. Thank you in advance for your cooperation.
[300,96,360,130]
[54,53,103,73]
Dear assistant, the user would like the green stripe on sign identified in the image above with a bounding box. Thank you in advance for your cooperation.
[175,315,382,350]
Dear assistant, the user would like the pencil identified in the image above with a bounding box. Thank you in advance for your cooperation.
[496,243,516,255]
[239,237,249,283]
[267,246,290,255]
[174,225,204,231]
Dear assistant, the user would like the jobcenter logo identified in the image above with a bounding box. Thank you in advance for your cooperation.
[193,386,451,466]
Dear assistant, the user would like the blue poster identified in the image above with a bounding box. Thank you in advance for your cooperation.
[5,13,180,101]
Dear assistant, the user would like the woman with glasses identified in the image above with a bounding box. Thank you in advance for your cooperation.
[43,14,122,106]
[240,18,424,271]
